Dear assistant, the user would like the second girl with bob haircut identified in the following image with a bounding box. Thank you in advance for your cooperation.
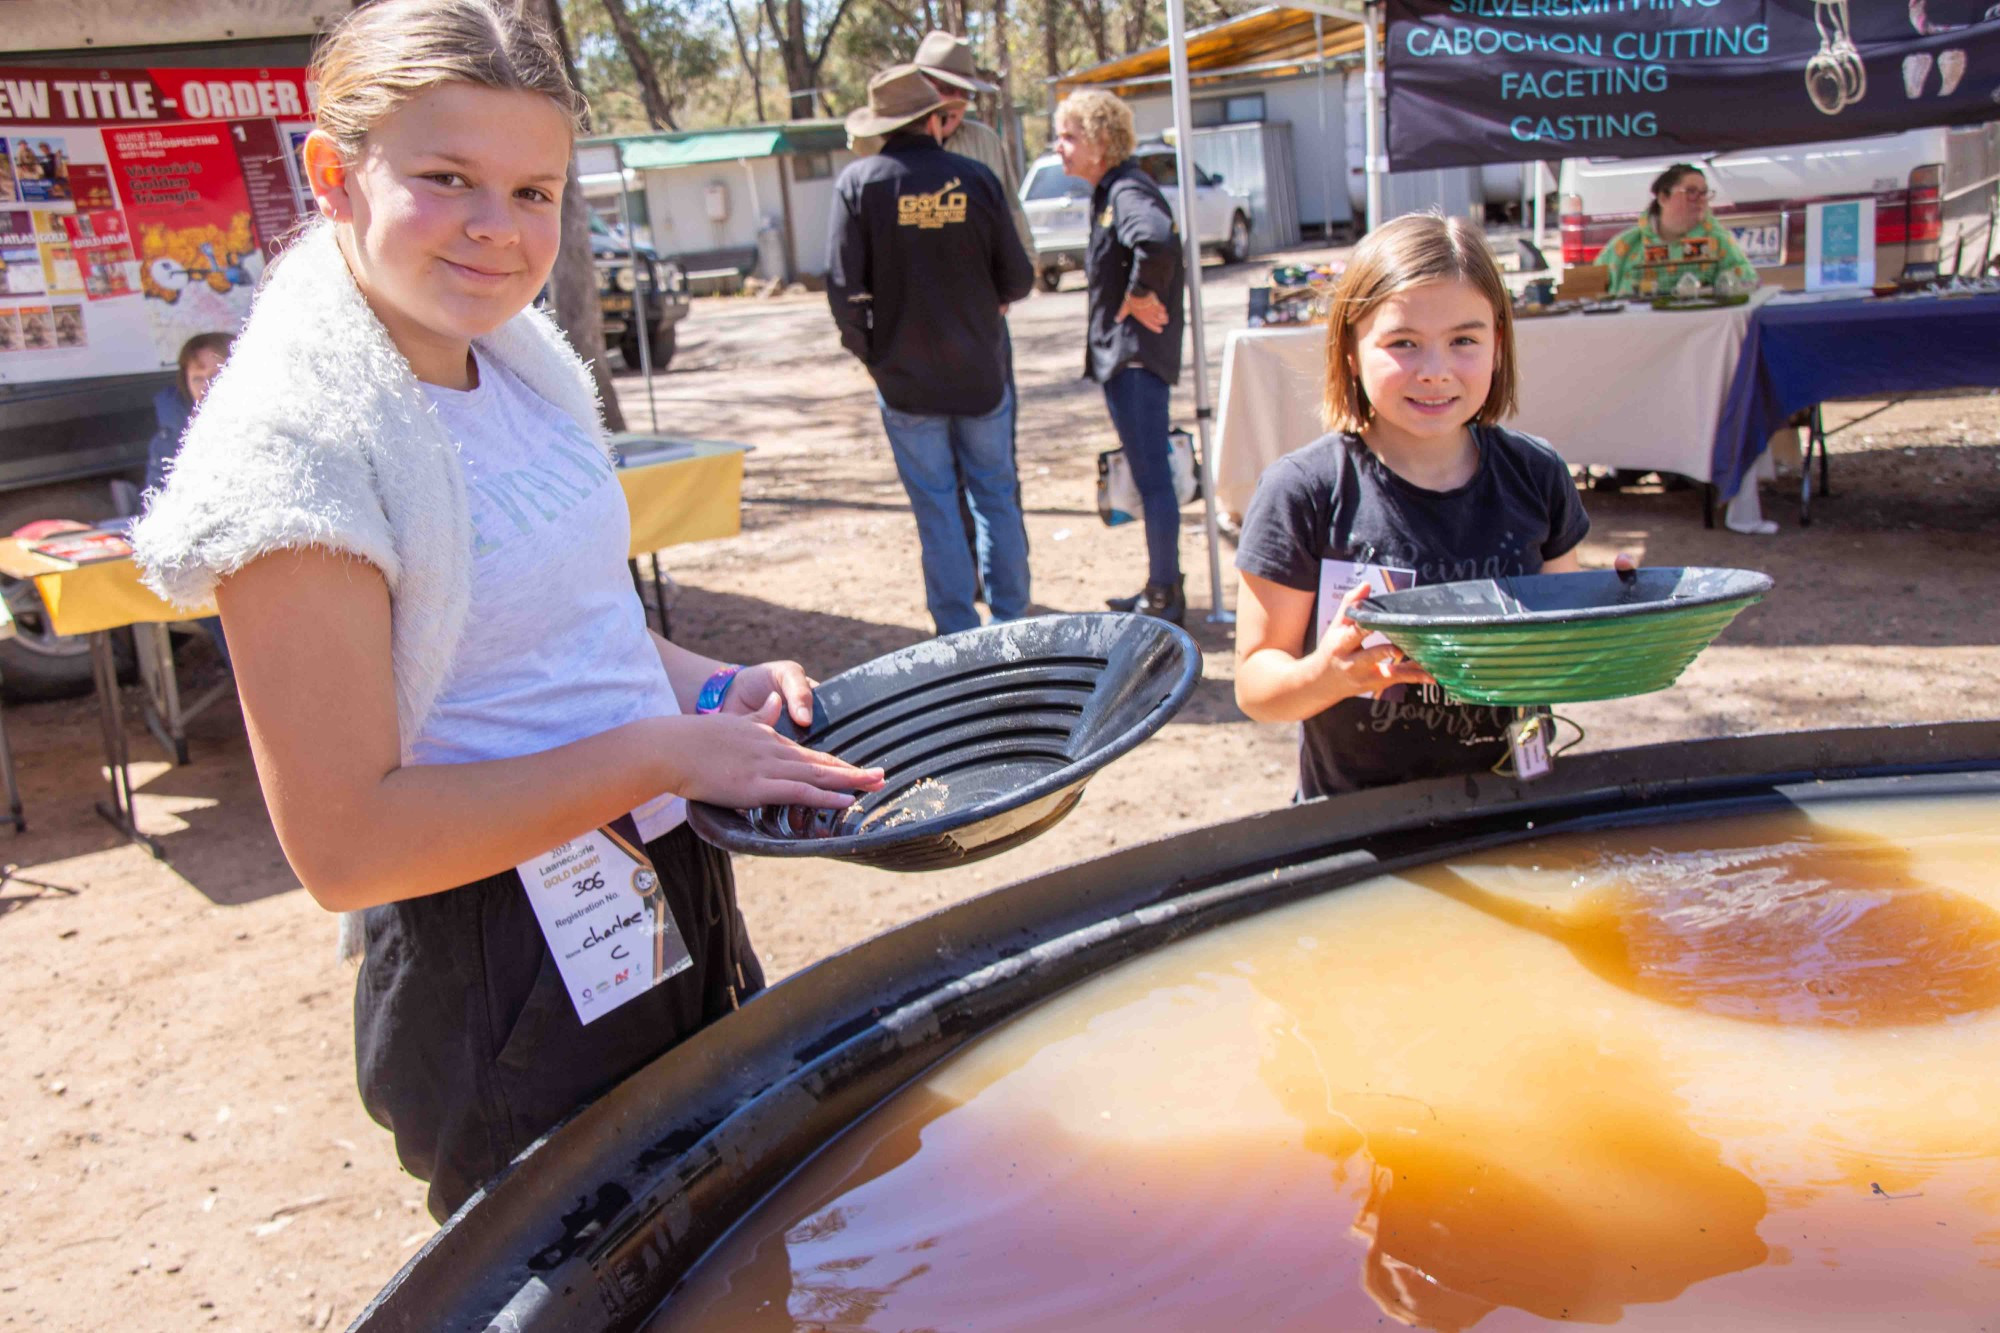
[135,0,881,1220]
[1233,212,1595,800]
[1319,215,1520,433]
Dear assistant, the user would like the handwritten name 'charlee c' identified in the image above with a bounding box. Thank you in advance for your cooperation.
[581,908,646,950]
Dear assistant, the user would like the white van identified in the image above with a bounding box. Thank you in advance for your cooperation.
[1559,125,2000,287]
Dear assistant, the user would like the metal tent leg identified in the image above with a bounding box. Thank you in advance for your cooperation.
[88,630,162,857]
[0,693,23,833]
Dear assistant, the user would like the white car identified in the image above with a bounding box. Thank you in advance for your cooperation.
[1021,141,1254,292]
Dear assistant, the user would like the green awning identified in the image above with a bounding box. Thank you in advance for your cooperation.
[618,129,784,170]
[593,122,851,171]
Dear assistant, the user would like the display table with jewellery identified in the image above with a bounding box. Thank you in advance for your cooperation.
[1213,290,1777,529]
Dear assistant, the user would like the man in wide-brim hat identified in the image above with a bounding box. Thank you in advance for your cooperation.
[827,64,1037,638]
[850,33,1035,262]
[843,62,967,140]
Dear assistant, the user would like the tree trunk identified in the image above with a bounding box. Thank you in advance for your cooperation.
[1082,0,1111,64]
[723,1,768,122]
[991,0,1018,178]
[533,0,626,432]
[785,0,814,119]
[1042,0,1060,130]
[1122,0,1151,55]
[762,0,859,121]
[598,0,680,130]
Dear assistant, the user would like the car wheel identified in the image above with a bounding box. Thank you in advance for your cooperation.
[0,480,132,701]
[1223,213,1252,264]
[1037,268,1063,293]
[620,320,677,371]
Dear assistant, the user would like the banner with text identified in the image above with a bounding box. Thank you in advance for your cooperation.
[0,66,313,384]
[1385,0,2000,169]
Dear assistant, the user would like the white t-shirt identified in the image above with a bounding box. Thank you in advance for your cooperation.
[415,349,684,838]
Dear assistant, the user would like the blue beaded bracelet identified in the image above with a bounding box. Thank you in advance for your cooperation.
[696,664,744,715]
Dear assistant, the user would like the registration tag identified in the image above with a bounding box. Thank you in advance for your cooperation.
[1507,712,1554,782]
[517,812,693,1025]
[1318,557,1416,700]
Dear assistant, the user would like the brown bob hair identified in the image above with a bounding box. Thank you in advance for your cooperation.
[1322,212,1518,433]
[176,331,233,402]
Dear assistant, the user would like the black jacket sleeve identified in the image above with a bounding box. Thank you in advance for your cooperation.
[984,173,1036,306]
[1111,177,1179,296]
[825,174,873,364]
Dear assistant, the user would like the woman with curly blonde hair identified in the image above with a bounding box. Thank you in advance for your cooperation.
[1055,89,1188,624]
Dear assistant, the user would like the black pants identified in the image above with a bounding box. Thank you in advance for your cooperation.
[353,823,762,1221]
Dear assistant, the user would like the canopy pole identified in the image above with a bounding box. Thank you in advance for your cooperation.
[1363,0,1384,232]
[1165,0,1231,624]
[1315,14,1337,237]
[613,143,659,433]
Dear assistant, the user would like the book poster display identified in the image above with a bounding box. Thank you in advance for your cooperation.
[0,66,315,384]
[1805,198,1876,292]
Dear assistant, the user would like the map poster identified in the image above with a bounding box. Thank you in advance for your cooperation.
[67,162,115,210]
[0,209,44,296]
[103,120,265,364]
[10,133,74,204]
[226,117,301,261]
[17,303,52,351]
[63,209,137,300]
[33,207,82,294]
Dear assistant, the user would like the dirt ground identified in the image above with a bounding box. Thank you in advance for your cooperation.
[1,246,1996,1331]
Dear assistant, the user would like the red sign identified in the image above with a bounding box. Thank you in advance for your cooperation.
[0,68,166,127]
[147,69,315,124]
[0,66,313,128]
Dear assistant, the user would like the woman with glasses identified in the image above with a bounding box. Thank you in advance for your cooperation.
[1599,164,1759,297]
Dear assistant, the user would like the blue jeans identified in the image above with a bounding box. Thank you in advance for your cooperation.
[1101,367,1181,587]
[879,386,1031,635]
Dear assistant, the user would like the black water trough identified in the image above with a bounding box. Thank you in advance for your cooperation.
[350,719,2000,1333]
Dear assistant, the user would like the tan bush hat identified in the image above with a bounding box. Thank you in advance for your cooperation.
[844,64,968,139]
[913,30,998,93]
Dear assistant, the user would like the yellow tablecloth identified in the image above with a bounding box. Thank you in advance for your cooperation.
[619,439,745,554]
[0,441,746,638]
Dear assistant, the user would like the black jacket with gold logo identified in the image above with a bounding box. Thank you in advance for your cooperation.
[1084,158,1184,387]
[828,134,1035,416]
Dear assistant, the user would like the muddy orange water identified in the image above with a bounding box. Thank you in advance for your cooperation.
[660,795,2000,1331]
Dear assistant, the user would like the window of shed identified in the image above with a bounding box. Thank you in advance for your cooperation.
[792,151,835,181]
[1194,93,1266,126]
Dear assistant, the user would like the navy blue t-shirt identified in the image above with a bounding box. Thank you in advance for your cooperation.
[1235,425,1590,798]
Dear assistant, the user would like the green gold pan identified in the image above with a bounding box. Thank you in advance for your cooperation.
[1351,567,1772,706]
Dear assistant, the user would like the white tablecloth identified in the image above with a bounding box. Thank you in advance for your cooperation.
[1213,291,1774,519]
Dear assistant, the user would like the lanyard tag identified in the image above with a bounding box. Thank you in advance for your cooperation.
[1507,712,1555,783]
[517,812,693,1025]
[1317,557,1416,700]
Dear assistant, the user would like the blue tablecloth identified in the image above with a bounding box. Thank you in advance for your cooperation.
[1711,292,2000,501]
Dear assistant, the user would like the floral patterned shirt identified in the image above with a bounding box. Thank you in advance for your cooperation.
[1598,214,1759,296]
